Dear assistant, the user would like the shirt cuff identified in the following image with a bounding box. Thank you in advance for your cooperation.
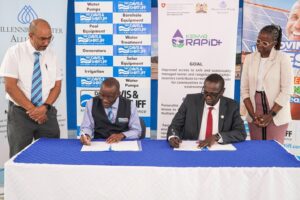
[216,133,223,143]
[168,135,179,141]
[122,130,140,139]
[80,129,93,139]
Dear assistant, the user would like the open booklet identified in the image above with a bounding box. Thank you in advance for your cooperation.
[81,140,141,152]
[174,140,236,151]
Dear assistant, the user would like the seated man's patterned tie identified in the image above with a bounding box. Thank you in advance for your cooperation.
[107,107,114,123]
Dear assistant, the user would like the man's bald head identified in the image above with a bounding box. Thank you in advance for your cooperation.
[29,18,51,34]
[29,18,53,51]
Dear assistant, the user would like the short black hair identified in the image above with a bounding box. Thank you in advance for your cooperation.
[204,73,225,89]
[101,77,120,91]
[259,24,282,50]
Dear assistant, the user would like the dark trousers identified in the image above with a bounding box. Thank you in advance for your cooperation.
[7,101,60,157]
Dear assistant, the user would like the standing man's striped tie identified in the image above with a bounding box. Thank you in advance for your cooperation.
[31,52,42,106]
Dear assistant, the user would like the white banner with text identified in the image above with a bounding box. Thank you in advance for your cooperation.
[157,0,239,138]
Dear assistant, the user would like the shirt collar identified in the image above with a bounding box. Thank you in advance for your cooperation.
[111,97,119,109]
[26,39,44,56]
[204,99,220,111]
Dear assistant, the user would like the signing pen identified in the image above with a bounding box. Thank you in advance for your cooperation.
[198,143,209,150]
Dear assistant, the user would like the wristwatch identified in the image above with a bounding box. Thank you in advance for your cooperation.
[43,103,52,111]
[269,110,277,117]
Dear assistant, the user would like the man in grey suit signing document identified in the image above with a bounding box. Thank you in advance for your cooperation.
[167,73,246,148]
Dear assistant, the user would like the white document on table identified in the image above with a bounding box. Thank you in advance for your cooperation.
[111,141,140,151]
[174,141,201,151]
[173,141,236,151]
[81,141,140,152]
[208,143,236,151]
[81,141,110,151]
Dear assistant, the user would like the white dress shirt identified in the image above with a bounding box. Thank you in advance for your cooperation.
[0,40,63,105]
[168,100,223,142]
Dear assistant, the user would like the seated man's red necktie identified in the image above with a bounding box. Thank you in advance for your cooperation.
[205,107,214,139]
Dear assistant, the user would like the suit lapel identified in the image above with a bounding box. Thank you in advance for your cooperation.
[197,95,205,136]
[218,97,226,132]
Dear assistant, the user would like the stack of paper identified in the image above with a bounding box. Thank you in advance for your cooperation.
[81,141,140,152]
[174,140,236,151]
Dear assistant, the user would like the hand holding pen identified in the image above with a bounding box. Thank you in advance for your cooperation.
[80,134,91,146]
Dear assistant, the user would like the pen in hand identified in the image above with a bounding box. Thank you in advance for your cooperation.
[81,134,91,146]
[198,143,209,150]
[197,140,209,149]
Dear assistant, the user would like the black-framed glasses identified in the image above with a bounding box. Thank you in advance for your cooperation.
[256,39,273,48]
[201,87,222,98]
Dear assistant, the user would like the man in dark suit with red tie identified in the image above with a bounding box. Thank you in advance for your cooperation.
[167,73,246,148]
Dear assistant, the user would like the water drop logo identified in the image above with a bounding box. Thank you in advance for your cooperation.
[172,30,184,48]
[17,5,38,24]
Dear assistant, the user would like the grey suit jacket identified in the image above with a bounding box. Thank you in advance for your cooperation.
[167,93,246,144]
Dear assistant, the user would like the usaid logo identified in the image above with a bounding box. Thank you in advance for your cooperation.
[18,5,38,24]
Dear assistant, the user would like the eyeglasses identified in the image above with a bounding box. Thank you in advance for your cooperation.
[201,87,222,98]
[256,39,273,48]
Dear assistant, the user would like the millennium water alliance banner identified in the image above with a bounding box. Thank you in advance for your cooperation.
[0,0,68,167]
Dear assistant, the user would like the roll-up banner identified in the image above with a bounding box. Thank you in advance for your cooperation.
[0,0,68,167]
[75,0,152,137]
[157,0,239,139]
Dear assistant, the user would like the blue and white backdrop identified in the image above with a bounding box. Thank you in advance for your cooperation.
[74,0,151,137]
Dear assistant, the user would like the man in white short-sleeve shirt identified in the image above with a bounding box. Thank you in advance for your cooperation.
[0,18,62,157]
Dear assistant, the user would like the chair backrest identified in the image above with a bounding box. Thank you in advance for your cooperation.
[139,117,146,139]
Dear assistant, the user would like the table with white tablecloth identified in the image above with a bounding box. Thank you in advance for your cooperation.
[4,138,300,200]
